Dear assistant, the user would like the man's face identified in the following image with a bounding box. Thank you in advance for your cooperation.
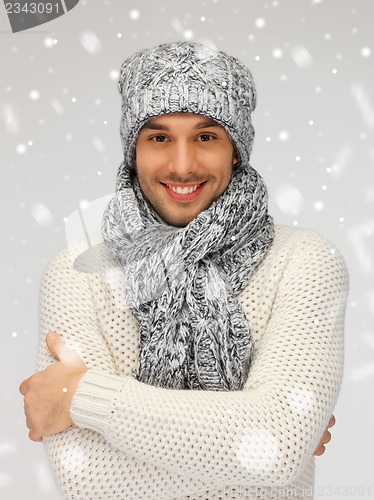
[135,113,238,227]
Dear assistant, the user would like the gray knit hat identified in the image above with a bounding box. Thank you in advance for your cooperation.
[118,41,257,168]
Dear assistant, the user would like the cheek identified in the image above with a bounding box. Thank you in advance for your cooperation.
[135,151,154,183]
[220,154,234,182]
[136,144,165,177]
[221,170,233,192]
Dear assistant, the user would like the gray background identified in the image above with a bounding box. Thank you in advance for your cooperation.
[1,0,373,498]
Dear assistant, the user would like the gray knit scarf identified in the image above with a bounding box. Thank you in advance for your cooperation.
[102,161,274,391]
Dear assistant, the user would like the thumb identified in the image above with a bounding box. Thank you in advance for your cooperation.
[46,332,63,360]
[46,332,83,367]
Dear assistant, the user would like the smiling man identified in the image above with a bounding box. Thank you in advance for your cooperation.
[135,113,237,227]
[20,42,347,499]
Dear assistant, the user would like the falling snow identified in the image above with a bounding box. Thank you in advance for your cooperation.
[287,388,316,413]
[274,183,305,216]
[31,203,54,228]
[1,103,19,133]
[314,200,325,211]
[29,90,40,100]
[278,130,289,141]
[60,446,87,473]
[290,44,313,69]
[237,430,279,471]
[129,9,140,20]
[351,83,374,129]
[330,145,353,179]
[109,69,120,80]
[360,46,371,58]
[184,30,194,40]
[348,220,374,273]
[255,18,266,28]
[272,48,283,59]
[43,36,57,47]
[79,30,102,55]
[50,98,65,115]
[91,136,106,154]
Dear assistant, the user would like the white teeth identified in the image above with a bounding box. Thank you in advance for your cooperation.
[167,184,200,194]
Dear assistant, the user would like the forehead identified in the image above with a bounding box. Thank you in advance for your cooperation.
[141,113,223,131]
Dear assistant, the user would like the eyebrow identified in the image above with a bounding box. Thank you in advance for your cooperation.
[195,118,220,129]
[141,117,220,131]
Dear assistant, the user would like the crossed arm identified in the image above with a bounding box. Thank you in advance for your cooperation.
[19,229,348,491]
[19,331,335,455]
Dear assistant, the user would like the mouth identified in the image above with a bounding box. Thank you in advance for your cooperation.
[161,181,207,201]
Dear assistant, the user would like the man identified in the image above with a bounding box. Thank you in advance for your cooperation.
[20,42,347,499]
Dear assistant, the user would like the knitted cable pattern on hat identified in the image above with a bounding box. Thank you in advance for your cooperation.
[102,161,274,390]
[117,41,257,167]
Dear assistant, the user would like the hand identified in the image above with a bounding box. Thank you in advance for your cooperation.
[313,415,335,456]
[19,332,87,442]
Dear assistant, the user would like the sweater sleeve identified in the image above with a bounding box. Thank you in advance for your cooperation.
[70,230,349,487]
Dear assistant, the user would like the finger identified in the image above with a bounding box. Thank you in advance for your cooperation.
[19,379,29,396]
[323,430,331,445]
[328,415,336,428]
[313,445,325,457]
[45,332,63,360]
[28,430,43,442]
[46,332,75,362]
[46,332,82,366]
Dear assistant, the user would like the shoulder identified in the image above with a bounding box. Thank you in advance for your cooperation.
[260,224,347,271]
[273,223,346,257]
[272,224,349,288]
[42,231,118,284]
[273,223,340,248]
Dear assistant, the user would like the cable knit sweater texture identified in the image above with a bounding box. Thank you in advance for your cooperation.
[36,224,349,500]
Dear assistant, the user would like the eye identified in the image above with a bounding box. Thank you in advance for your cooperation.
[151,135,169,142]
[198,134,214,142]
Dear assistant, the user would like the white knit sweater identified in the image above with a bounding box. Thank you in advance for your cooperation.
[36,224,349,499]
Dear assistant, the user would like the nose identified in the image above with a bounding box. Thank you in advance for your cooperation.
[168,140,198,178]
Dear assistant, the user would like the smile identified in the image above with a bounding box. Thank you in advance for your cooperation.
[161,182,206,201]
[166,184,200,194]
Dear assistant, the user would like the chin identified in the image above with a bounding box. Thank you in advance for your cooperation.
[161,212,197,227]
[166,217,193,228]
[153,200,206,227]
